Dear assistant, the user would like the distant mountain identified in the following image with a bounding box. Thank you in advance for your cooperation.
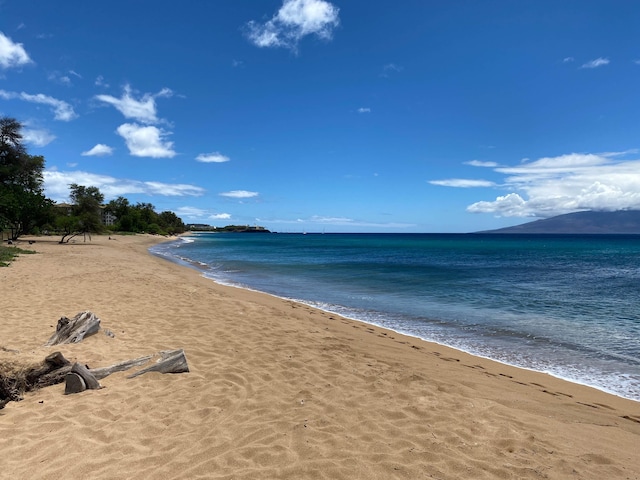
[480,210,640,234]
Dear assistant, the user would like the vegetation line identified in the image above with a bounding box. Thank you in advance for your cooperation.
[1,116,186,243]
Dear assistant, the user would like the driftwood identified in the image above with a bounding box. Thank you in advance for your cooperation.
[1,308,191,407]
[46,311,101,346]
[0,352,72,407]
[126,349,189,378]
[73,362,101,389]
[62,349,188,394]
[1,348,189,406]
[90,355,154,380]
[26,351,71,384]
[64,373,86,395]
[64,363,102,394]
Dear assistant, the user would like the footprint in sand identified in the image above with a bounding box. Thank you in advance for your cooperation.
[621,415,640,424]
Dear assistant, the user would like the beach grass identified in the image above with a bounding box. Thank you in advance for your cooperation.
[0,359,30,406]
[0,245,36,267]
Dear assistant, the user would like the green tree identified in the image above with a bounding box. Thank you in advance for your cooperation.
[56,184,105,243]
[0,117,24,148]
[0,117,53,239]
[104,196,185,235]
[158,210,186,234]
[135,202,156,231]
[105,196,131,220]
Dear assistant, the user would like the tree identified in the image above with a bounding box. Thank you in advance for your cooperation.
[0,117,25,153]
[158,210,186,234]
[105,196,130,220]
[56,184,105,243]
[136,202,156,228]
[104,197,185,235]
[0,117,53,239]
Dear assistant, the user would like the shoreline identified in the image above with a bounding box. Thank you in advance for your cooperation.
[1,234,639,479]
[153,235,640,404]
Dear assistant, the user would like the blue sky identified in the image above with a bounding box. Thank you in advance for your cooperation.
[1,0,640,233]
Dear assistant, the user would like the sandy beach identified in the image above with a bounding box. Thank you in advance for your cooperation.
[1,234,639,479]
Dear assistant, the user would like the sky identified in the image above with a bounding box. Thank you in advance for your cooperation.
[1,0,640,233]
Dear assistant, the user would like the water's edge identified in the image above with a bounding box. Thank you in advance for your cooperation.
[149,239,639,403]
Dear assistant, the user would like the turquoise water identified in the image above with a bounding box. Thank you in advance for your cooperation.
[150,233,640,401]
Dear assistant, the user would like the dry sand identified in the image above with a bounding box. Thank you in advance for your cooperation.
[1,234,639,479]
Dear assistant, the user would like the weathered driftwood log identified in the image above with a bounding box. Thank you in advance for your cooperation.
[72,362,101,389]
[34,354,74,389]
[27,351,72,390]
[64,362,101,394]
[63,350,188,395]
[1,351,72,407]
[86,350,188,380]
[2,348,189,404]
[90,355,154,380]
[64,373,86,395]
[45,311,101,346]
[26,351,70,384]
[127,349,189,378]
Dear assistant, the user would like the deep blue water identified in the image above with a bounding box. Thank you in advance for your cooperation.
[150,233,640,401]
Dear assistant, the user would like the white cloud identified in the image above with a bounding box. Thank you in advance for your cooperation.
[357,107,371,113]
[143,181,205,196]
[563,56,575,63]
[22,128,55,147]
[48,69,81,85]
[196,152,230,163]
[21,92,77,121]
[246,0,339,51]
[220,190,259,198]
[175,206,208,218]
[308,215,355,224]
[44,170,142,201]
[430,179,496,188]
[465,160,498,167]
[0,89,77,121]
[445,152,640,218]
[173,207,231,221]
[210,213,232,220]
[496,153,606,176]
[380,63,403,78]
[116,123,176,158]
[97,86,176,157]
[581,57,609,69]
[599,149,639,158]
[95,85,172,123]
[48,71,71,85]
[383,63,403,72]
[0,32,32,69]
[81,144,113,156]
[95,75,109,88]
[43,170,204,202]
[467,193,531,217]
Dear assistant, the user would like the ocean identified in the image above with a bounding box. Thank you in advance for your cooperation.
[149,233,640,402]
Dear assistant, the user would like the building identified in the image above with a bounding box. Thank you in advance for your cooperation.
[54,203,117,226]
